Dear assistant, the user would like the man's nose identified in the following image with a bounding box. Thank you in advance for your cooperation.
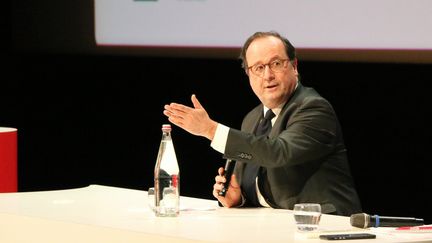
[263,65,275,80]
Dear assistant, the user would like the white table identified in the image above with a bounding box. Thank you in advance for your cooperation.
[0,185,430,242]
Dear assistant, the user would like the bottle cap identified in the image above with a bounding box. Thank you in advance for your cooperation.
[162,124,171,131]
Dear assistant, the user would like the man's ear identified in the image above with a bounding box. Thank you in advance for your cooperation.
[290,59,299,79]
[291,58,298,70]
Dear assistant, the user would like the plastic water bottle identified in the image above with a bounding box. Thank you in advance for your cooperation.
[154,124,180,217]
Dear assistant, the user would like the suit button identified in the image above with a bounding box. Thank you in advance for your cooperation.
[237,152,252,160]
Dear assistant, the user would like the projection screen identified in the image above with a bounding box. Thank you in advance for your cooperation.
[95,0,432,63]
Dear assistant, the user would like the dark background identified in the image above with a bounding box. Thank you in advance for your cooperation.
[7,1,431,223]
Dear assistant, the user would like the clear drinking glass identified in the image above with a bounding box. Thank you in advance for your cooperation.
[293,203,322,232]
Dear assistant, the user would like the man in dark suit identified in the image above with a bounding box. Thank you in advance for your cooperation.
[163,31,361,216]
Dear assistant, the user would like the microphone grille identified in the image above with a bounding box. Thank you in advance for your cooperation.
[350,213,369,228]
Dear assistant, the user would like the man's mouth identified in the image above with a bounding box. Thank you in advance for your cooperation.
[266,84,277,89]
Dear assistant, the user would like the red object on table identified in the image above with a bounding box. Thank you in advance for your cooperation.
[0,127,17,192]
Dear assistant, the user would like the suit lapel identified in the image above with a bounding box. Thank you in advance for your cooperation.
[269,83,304,138]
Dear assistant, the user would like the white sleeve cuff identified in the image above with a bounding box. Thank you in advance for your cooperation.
[210,123,230,154]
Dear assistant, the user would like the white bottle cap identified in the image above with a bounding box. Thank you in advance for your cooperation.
[162,124,171,131]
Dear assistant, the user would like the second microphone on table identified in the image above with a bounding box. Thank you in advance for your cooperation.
[350,213,424,228]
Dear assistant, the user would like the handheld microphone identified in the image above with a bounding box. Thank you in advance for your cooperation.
[218,159,236,197]
[350,213,424,228]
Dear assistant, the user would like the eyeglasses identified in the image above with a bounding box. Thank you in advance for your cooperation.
[247,59,289,77]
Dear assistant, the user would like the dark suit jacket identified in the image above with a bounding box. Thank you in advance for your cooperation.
[224,83,362,216]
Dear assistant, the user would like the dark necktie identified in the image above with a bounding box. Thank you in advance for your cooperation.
[242,109,275,206]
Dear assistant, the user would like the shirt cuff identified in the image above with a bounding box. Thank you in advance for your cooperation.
[210,123,229,154]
